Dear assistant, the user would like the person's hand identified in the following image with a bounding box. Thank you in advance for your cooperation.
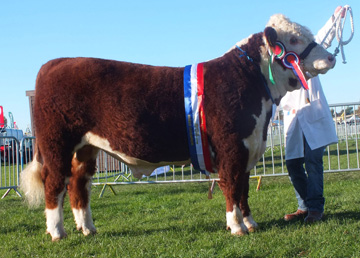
[334,6,346,18]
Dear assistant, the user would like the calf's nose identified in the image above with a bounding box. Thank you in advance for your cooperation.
[327,54,336,67]
[328,55,335,62]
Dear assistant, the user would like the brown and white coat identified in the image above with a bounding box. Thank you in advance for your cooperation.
[20,14,335,241]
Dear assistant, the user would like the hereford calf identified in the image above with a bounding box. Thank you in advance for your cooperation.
[20,14,335,241]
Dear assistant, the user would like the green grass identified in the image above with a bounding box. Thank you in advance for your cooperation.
[1,171,360,257]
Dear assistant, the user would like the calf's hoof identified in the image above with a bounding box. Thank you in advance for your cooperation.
[243,214,259,233]
[82,227,97,236]
[46,230,67,241]
[227,224,248,236]
[76,225,97,236]
[232,230,248,236]
[247,226,257,233]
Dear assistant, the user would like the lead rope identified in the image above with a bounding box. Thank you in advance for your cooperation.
[321,5,354,64]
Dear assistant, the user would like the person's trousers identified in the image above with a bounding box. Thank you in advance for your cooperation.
[286,137,325,213]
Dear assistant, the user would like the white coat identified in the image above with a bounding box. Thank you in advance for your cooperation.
[281,17,339,160]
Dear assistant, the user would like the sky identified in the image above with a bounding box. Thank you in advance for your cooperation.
[0,0,359,131]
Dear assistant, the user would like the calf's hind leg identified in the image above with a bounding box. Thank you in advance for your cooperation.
[43,163,69,241]
[68,145,98,236]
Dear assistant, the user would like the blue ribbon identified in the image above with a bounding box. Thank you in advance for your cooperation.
[183,65,200,170]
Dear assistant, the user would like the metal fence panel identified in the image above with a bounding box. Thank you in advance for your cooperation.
[0,136,21,198]
[0,136,35,198]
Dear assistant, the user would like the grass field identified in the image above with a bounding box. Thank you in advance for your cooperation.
[1,171,360,258]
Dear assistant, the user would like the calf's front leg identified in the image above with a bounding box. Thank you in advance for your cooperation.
[218,174,248,236]
[240,172,258,232]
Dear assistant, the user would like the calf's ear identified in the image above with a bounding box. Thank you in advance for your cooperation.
[264,27,277,48]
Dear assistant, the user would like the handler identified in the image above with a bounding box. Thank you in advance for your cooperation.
[282,6,345,223]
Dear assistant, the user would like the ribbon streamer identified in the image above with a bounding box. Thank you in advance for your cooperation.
[283,52,309,90]
[183,63,213,174]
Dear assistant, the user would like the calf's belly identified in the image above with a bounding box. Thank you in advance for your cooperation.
[74,132,190,179]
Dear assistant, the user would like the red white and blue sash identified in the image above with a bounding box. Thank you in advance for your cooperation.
[183,63,213,174]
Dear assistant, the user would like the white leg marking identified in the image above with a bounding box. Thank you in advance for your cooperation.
[72,179,96,236]
[45,188,67,241]
[226,205,248,235]
[243,213,258,232]
[72,206,96,236]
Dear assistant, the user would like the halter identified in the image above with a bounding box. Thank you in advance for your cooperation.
[268,41,318,90]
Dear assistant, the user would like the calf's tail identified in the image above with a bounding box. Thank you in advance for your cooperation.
[19,147,44,208]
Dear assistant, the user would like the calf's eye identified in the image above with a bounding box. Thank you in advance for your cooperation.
[290,37,298,45]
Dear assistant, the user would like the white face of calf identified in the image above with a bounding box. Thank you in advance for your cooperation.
[262,14,335,94]
[302,43,335,77]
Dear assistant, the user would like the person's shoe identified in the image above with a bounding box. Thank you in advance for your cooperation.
[284,209,308,221]
[304,211,323,223]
